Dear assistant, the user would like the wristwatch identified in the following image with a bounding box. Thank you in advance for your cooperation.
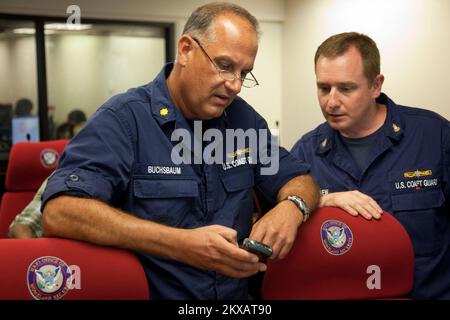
[285,195,310,223]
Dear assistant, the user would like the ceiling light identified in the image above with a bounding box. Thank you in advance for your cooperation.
[12,28,35,35]
[44,23,92,31]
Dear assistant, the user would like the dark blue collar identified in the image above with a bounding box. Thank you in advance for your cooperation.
[378,93,405,142]
[148,63,178,127]
[315,92,405,156]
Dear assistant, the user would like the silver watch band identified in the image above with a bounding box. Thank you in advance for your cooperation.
[286,195,310,223]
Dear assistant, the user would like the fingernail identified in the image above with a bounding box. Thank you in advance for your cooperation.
[260,264,267,272]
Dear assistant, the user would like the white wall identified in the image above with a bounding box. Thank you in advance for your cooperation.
[0,40,12,103]
[46,34,104,122]
[239,21,283,131]
[282,0,450,149]
[103,36,165,98]
[45,34,165,123]
[0,36,38,111]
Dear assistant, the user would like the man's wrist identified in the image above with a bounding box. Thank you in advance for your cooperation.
[284,195,311,223]
[282,199,304,226]
[319,194,328,207]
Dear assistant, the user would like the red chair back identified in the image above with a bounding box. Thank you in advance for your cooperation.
[262,207,414,299]
[0,238,150,299]
[0,140,68,237]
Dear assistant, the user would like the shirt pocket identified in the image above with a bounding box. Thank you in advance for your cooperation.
[219,167,255,237]
[133,178,199,227]
[391,189,445,256]
[220,167,255,192]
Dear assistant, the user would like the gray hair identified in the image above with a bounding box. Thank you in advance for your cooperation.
[182,2,260,42]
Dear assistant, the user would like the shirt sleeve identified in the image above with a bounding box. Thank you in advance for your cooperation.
[9,179,47,238]
[253,114,311,205]
[290,136,308,162]
[42,104,135,210]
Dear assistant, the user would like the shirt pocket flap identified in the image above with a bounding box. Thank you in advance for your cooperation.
[220,168,254,192]
[392,189,445,211]
[133,179,199,199]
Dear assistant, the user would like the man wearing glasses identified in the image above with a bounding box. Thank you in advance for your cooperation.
[42,2,319,299]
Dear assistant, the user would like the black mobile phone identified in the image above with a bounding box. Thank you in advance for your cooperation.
[241,238,273,262]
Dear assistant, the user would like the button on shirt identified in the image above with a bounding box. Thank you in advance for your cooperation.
[291,93,450,299]
[42,63,310,299]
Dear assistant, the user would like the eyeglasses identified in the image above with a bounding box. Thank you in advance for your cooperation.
[192,37,259,89]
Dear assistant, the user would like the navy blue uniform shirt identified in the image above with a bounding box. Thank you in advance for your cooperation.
[291,93,450,299]
[42,63,310,299]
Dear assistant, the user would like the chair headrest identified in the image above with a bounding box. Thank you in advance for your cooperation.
[262,207,414,299]
[6,140,68,191]
[0,238,150,299]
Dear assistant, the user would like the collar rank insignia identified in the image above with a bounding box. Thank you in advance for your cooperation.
[392,123,401,133]
[160,108,169,116]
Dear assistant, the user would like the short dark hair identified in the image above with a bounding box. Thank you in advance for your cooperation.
[183,2,260,41]
[68,109,86,124]
[14,98,33,116]
[314,32,381,83]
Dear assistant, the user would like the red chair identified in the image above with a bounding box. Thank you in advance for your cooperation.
[0,238,150,299]
[0,140,68,237]
[262,207,414,299]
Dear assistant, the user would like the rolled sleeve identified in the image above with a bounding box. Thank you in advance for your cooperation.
[42,103,135,210]
[42,168,116,205]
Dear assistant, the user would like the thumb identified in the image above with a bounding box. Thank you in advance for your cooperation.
[213,225,238,246]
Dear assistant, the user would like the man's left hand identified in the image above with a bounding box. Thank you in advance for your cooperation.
[249,199,302,260]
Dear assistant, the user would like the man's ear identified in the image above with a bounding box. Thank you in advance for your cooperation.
[177,35,195,67]
[371,74,385,98]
